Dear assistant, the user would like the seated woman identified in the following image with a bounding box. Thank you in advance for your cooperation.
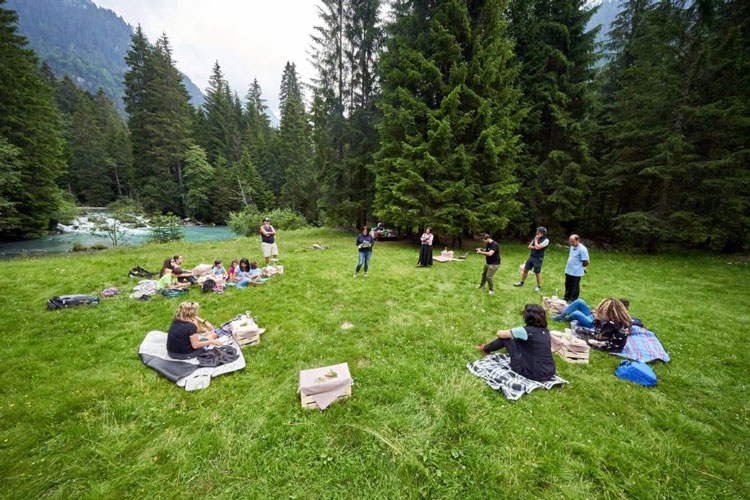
[584,298,632,353]
[156,268,190,292]
[553,298,641,328]
[233,258,259,288]
[475,303,556,382]
[166,301,222,360]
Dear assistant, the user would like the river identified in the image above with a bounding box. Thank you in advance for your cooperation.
[0,213,239,257]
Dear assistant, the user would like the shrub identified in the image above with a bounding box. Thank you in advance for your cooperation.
[228,206,308,237]
[148,213,184,244]
[71,243,86,252]
[52,193,79,225]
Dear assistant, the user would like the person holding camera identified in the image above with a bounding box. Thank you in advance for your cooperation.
[514,226,549,292]
[564,234,590,302]
[353,226,375,277]
[476,233,500,295]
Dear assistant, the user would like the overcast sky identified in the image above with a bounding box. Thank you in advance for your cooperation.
[92,0,323,117]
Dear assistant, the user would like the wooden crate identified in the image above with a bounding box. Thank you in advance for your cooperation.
[300,386,352,410]
[555,345,589,364]
[235,331,260,347]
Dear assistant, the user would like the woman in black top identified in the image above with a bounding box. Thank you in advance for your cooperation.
[166,301,222,359]
[416,226,434,267]
[475,303,556,381]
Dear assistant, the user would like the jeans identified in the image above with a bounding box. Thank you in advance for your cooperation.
[236,278,253,288]
[356,250,372,273]
[563,299,594,327]
[480,264,499,291]
[564,273,581,302]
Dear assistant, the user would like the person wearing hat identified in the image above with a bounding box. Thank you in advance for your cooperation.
[259,217,278,265]
[476,233,500,295]
[514,226,549,292]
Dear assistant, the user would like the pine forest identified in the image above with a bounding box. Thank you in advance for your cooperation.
[0,0,748,252]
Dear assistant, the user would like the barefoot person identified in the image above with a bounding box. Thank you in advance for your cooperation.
[353,226,375,277]
[476,233,500,295]
[259,217,278,265]
[475,303,556,381]
[514,226,549,292]
[564,234,589,303]
[416,227,434,267]
[166,301,222,360]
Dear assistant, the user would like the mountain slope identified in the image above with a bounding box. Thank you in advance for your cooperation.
[6,0,204,114]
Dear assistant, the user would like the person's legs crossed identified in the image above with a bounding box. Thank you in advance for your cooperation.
[564,298,590,316]
[568,311,594,327]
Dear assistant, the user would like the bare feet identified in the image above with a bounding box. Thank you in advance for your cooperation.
[475,345,489,356]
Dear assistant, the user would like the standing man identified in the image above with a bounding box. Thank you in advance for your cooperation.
[476,233,501,295]
[564,234,590,303]
[514,226,549,292]
[259,217,278,266]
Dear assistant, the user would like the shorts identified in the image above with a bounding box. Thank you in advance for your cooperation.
[261,242,278,258]
[524,256,543,274]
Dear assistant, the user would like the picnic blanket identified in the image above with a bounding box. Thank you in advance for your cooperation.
[433,251,469,263]
[138,331,245,391]
[612,325,670,363]
[466,353,568,401]
[130,279,158,300]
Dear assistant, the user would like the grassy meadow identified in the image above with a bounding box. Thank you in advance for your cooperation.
[0,228,748,499]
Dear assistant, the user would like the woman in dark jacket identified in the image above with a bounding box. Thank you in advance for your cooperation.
[416,227,434,267]
[353,226,375,277]
[475,303,556,381]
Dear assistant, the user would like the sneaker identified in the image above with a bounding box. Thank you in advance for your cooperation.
[551,314,566,322]
[534,286,541,292]
[488,290,494,295]
[513,282,524,287]
[353,273,358,278]
[363,273,368,277]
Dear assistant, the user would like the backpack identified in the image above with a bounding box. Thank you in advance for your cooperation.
[47,294,100,310]
[161,288,188,298]
[128,266,155,278]
[615,360,657,387]
[201,279,217,293]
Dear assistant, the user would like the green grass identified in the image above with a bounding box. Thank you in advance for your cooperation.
[0,228,748,499]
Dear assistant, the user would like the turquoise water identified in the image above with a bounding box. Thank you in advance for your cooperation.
[0,226,239,257]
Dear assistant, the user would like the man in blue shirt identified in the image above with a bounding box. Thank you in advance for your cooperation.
[564,234,590,302]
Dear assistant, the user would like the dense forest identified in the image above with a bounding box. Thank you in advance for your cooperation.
[0,0,747,251]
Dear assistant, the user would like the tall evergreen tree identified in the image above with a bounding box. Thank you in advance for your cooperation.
[199,61,243,165]
[123,29,193,214]
[507,0,599,236]
[0,0,66,238]
[375,0,521,241]
[183,144,214,221]
[277,62,317,220]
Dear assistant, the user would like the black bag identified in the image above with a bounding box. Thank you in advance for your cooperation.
[128,266,155,278]
[47,294,100,310]
[201,279,217,293]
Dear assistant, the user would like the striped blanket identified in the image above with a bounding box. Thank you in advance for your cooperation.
[613,325,670,363]
[466,353,568,401]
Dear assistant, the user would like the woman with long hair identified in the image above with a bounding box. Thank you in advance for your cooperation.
[585,298,632,352]
[475,303,556,381]
[416,226,434,267]
[166,301,221,359]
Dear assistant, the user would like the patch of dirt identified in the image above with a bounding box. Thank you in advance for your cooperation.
[357,358,369,368]
[340,321,354,330]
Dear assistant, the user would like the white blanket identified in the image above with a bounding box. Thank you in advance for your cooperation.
[138,330,246,391]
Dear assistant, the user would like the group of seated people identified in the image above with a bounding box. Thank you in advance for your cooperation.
[475,297,637,382]
[156,254,266,293]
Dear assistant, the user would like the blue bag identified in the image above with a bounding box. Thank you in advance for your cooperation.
[161,288,188,298]
[615,360,657,386]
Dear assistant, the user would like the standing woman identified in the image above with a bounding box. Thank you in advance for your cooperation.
[417,227,434,267]
[353,226,375,277]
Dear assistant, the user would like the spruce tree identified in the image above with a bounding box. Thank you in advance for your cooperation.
[507,0,599,236]
[183,145,215,221]
[375,0,521,241]
[0,0,66,238]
